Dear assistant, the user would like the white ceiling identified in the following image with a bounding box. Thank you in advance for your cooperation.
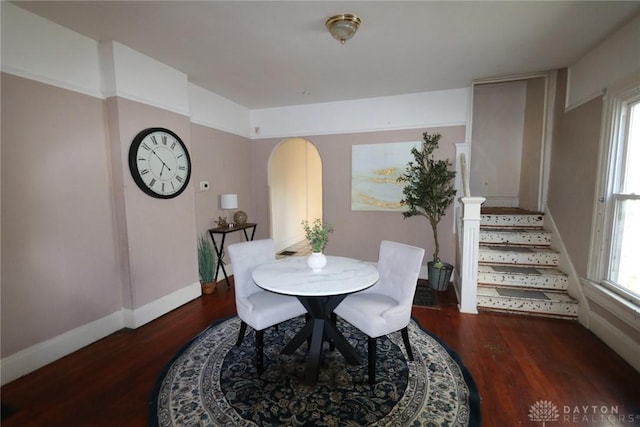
[12,1,640,109]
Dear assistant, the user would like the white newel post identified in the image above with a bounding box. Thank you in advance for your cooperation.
[459,196,485,314]
[454,143,470,224]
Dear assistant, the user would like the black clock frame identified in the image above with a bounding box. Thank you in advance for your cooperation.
[128,127,192,199]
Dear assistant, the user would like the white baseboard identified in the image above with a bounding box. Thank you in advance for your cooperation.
[588,311,640,373]
[1,281,202,386]
[0,311,124,386]
[419,264,428,280]
[544,209,588,324]
[583,280,640,372]
[123,281,201,328]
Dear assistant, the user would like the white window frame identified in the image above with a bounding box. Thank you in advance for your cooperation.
[588,76,640,307]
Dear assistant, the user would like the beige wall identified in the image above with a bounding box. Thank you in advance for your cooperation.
[106,97,199,309]
[191,123,253,240]
[1,74,206,360]
[1,74,121,356]
[519,77,545,211]
[471,81,526,206]
[547,70,601,278]
[251,126,465,263]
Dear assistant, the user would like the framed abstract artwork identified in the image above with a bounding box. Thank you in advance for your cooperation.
[351,141,419,211]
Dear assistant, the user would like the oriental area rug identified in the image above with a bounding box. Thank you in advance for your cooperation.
[149,316,481,426]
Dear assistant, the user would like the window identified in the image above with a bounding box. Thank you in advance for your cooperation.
[592,80,640,304]
[609,99,640,297]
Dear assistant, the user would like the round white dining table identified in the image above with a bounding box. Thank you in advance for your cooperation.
[252,255,379,385]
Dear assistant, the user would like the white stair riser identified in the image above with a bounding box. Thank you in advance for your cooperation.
[477,212,578,319]
[479,249,559,266]
[480,230,551,246]
[477,295,578,318]
[478,272,567,290]
[481,214,544,228]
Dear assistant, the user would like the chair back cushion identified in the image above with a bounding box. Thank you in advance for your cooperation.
[334,240,425,338]
[375,240,425,306]
[227,239,276,301]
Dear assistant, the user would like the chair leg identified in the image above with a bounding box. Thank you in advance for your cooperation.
[236,321,248,346]
[368,337,377,385]
[401,326,414,361]
[256,329,264,375]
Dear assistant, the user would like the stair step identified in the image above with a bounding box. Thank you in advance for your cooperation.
[475,208,577,319]
[479,245,559,266]
[481,213,544,228]
[478,264,567,290]
[480,228,551,246]
[477,285,578,319]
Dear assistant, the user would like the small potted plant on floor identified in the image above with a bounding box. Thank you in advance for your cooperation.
[302,218,334,272]
[198,234,217,294]
[398,131,457,290]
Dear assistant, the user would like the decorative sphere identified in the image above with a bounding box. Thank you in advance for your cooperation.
[233,210,248,225]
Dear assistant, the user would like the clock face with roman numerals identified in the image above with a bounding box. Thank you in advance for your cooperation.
[128,128,191,199]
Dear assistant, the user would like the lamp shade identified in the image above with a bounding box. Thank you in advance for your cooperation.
[221,194,238,210]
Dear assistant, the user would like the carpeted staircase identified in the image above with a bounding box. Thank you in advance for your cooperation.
[476,208,578,319]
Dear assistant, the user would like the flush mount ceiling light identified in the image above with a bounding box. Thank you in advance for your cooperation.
[326,14,361,44]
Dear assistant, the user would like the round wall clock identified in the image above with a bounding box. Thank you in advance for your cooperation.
[128,127,192,199]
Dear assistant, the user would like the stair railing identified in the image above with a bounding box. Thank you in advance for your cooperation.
[455,143,485,314]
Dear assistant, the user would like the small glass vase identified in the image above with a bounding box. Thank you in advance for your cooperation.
[307,252,327,272]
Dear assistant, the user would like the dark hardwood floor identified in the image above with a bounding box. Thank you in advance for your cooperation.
[2,281,639,426]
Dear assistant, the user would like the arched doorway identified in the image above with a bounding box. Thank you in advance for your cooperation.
[268,138,322,252]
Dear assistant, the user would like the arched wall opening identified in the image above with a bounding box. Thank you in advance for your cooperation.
[268,138,323,252]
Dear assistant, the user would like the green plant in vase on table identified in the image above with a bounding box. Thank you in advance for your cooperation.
[397,131,457,290]
[301,218,334,272]
[302,218,334,252]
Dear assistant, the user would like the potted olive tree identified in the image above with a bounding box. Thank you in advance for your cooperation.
[398,131,457,290]
[197,234,217,294]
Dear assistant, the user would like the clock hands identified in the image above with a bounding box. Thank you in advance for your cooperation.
[150,149,172,178]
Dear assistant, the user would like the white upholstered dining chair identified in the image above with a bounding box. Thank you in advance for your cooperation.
[227,239,307,374]
[334,240,425,385]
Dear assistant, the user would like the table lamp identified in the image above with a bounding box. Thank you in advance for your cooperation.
[219,193,238,228]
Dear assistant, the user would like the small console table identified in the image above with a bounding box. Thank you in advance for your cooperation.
[208,223,257,287]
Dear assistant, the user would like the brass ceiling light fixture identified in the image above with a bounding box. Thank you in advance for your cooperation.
[325,14,361,44]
